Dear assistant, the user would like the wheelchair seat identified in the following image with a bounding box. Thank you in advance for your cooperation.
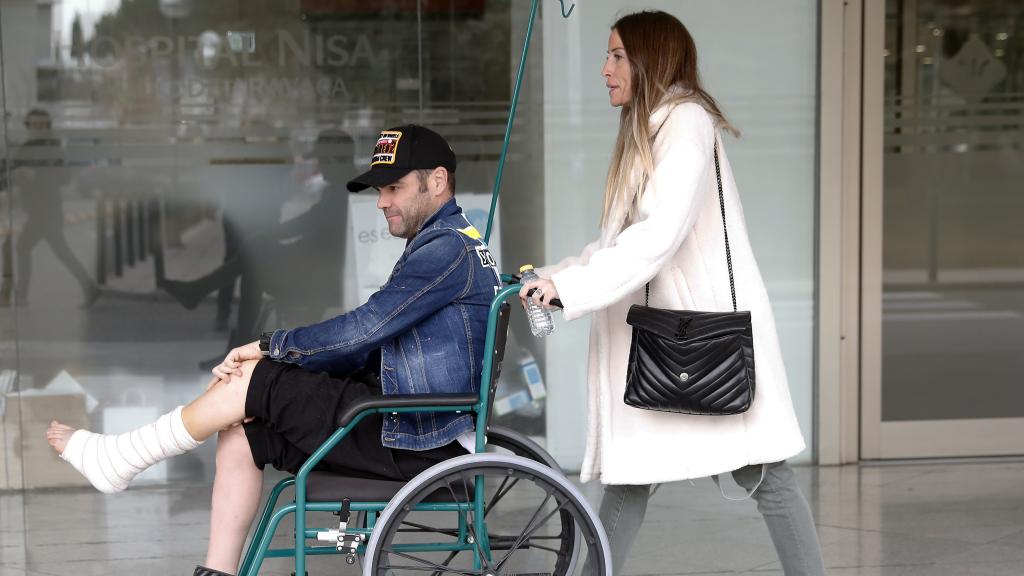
[307,471,471,503]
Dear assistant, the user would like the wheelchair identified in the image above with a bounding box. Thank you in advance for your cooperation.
[237,279,612,575]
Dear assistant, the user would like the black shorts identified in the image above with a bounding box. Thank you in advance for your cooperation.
[243,359,467,480]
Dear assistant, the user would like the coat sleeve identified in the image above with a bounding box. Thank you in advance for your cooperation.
[551,104,715,321]
[535,240,600,278]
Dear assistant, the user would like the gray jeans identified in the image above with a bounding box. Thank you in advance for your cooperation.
[584,461,825,575]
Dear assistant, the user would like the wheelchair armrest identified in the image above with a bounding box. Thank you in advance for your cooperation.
[336,393,480,428]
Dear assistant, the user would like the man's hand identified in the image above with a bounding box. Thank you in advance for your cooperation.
[518,277,560,310]
[212,340,262,380]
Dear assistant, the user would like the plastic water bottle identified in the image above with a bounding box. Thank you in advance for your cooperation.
[520,264,554,337]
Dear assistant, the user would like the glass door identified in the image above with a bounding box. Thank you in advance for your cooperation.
[862,0,1024,458]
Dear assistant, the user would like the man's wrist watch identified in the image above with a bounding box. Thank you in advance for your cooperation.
[259,331,274,356]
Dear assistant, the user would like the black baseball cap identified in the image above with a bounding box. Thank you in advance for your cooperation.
[346,124,456,192]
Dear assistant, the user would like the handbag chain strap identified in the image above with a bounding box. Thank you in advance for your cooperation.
[645,138,737,312]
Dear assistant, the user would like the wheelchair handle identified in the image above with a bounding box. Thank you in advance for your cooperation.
[526,287,563,309]
[505,274,563,309]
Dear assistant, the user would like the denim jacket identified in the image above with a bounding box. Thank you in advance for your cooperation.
[266,198,501,450]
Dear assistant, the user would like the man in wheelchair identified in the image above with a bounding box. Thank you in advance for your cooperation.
[46,125,502,576]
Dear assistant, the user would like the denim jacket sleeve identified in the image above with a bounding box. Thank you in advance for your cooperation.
[265,229,471,374]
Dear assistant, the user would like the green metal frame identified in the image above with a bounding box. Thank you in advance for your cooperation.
[238,285,522,576]
[238,0,576,571]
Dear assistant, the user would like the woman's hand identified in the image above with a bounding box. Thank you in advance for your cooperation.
[212,340,263,380]
[519,277,561,309]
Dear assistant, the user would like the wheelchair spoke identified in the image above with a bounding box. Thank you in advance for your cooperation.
[381,549,483,575]
[460,474,474,506]
[379,566,457,573]
[489,534,564,544]
[517,499,571,545]
[397,520,459,538]
[380,564,479,575]
[486,533,566,552]
[492,490,552,569]
[484,476,521,517]
[430,550,463,576]
[493,493,572,572]
[525,541,565,555]
[444,475,491,570]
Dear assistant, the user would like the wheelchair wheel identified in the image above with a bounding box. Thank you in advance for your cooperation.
[363,453,610,576]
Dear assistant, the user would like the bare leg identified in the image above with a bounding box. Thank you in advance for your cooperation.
[206,424,263,574]
[181,359,259,442]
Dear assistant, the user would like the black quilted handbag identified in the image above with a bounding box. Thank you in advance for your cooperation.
[623,142,755,416]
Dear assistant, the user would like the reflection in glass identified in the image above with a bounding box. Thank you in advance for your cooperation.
[3,109,99,307]
[882,0,1024,420]
[0,0,544,497]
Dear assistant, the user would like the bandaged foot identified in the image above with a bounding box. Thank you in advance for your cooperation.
[46,406,201,494]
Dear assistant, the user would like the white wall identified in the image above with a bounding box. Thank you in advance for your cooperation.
[542,1,818,469]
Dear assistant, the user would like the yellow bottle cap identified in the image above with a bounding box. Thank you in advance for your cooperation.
[519,264,535,273]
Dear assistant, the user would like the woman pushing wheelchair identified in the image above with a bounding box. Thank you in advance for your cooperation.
[519,10,825,576]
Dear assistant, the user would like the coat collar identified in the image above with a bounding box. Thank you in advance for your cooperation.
[600,86,697,246]
[648,84,690,131]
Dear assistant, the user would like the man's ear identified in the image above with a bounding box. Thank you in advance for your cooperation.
[431,167,450,197]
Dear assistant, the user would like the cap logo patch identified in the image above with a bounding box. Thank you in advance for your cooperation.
[371,131,402,166]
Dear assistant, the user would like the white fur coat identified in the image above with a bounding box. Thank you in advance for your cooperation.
[541,101,805,485]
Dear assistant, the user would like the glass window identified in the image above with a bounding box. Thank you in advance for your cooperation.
[0,0,818,502]
[881,0,1024,421]
[0,0,549,496]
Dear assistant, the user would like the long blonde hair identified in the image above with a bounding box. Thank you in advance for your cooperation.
[602,11,738,227]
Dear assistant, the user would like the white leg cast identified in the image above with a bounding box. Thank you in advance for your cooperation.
[60,406,201,493]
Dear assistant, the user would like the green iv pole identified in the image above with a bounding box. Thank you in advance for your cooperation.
[483,0,575,244]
